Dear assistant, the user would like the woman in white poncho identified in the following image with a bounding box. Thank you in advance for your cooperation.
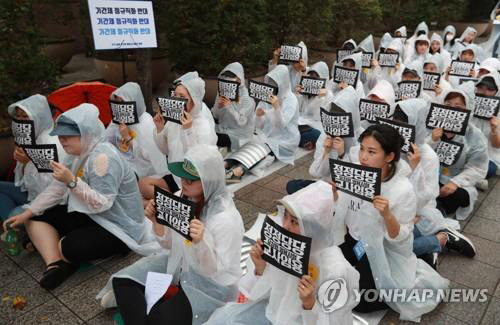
[98,145,244,325]
[357,34,378,92]
[140,72,218,198]
[269,41,308,92]
[204,180,360,325]
[372,38,406,89]
[442,25,456,52]
[429,33,452,70]
[1,95,66,221]
[336,124,449,321]
[423,53,453,103]
[3,104,158,290]
[404,21,429,62]
[212,62,255,151]
[360,79,396,129]
[404,34,431,65]
[330,51,366,99]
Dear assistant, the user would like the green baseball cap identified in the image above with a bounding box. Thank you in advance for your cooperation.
[168,159,200,181]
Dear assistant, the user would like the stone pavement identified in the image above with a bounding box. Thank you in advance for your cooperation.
[1,152,499,324]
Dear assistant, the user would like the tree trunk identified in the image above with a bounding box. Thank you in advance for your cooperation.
[136,48,153,114]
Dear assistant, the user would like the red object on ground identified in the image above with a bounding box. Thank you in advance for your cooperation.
[47,81,117,126]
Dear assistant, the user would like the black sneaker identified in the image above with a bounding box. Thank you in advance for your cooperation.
[419,252,438,270]
[441,227,476,258]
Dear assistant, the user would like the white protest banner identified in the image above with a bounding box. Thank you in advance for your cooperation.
[329,159,381,202]
[336,49,354,62]
[248,80,278,104]
[23,144,59,173]
[320,107,354,138]
[473,94,500,120]
[435,139,464,167]
[377,53,399,67]
[12,119,35,146]
[358,99,391,123]
[362,51,373,68]
[426,103,471,135]
[300,76,326,96]
[110,100,139,125]
[154,186,195,241]
[377,118,416,153]
[279,44,302,64]
[260,215,311,278]
[217,79,239,101]
[423,72,441,91]
[156,96,187,125]
[396,81,422,101]
[87,0,157,50]
[449,60,475,77]
[333,66,359,87]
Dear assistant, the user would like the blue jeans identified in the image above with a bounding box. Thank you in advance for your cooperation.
[487,160,498,179]
[413,227,441,256]
[299,127,321,148]
[0,181,28,221]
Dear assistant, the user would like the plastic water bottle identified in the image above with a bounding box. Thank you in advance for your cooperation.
[5,227,21,256]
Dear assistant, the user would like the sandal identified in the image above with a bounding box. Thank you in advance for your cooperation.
[40,260,78,290]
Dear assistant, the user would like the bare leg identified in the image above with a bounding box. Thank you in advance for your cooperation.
[25,220,63,268]
[139,177,169,200]
[436,232,448,248]
[232,166,245,177]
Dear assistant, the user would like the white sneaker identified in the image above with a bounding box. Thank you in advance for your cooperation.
[475,179,489,191]
[100,289,117,308]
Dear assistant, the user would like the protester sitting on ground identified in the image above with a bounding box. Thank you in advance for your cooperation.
[423,53,453,103]
[360,79,396,129]
[445,46,479,87]
[269,41,308,92]
[442,25,457,52]
[204,180,360,325]
[1,95,66,222]
[98,145,244,325]
[139,72,217,198]
[372,38,406,89]
[3,104,158,290]
[212,62,255,152]
[429,33,452,69]
[403,21,429,62]
[330,52,366,99]
[404,34,431,65]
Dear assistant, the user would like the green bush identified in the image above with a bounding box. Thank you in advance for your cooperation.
[464,0,496,21]
[0,0,59,130]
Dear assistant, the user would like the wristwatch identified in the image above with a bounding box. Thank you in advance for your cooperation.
[67,177,78,189]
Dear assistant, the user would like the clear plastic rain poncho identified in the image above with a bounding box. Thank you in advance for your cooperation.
[205,180,360,325]
[255,65,300,165]
[27,104,160,255]
[339,147,449,322]
[106,82,168,177]
[442,25,456,52]
[212,62,256,150]
[358,34,378,92]
[403,60,433,103]
[423,53,453,103]
[154,72,218,181]
[269,41,308,92]
[404,21,429,62]
[374,38,406,89]
[330,51,366,99]
[395,26,407,38]
[98,144,244,325]
[396,98,459,235]
[478,57,500,74]
[429,33,452,70]
[309,86,362,180]
[377,32,393,55]
[296,61,331,130]
[428,87,489,220]
[448,45,479,88]
[404,34,431,65]
[361,79,396,129]
[472,71,500,168]
[453,27,487,63]
[7,94,66,201]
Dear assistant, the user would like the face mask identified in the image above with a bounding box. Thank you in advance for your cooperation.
[446,34,453,41]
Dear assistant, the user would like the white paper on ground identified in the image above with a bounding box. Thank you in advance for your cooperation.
[145,272,173,315]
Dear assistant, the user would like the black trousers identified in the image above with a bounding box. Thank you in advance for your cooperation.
[113,277,192,325]
[339,233,388,313]
[216,133,232,148]
[30,205,129,263]
[436,183,470,215]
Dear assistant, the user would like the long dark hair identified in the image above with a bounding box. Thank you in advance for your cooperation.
[358,124,404,181]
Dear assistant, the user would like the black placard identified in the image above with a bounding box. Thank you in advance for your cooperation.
[218,79,240,101]
[260,215,311,278]
[333,66,359,87]
[336,49,354,62]
[358,99,391,123]
[362,51,373,68]
[458,77,478,85]
[435,139,464,167]
[423,72,441,91]
[426,103,470,135]
[23,144,59,173]
[377,53,399,67]
[12,118,35,146]
[248,80,278,104]
[154,186,196,241]
[299,76,326,96]
[329,159,382,202]
[110,100,139,125]
[279,44,303,64]
[396,81,422,101]
[320,107,354,138]
[473,94,500,120]
[377,118,416,153]
[449,60,475,77]
[156,96,187,125]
